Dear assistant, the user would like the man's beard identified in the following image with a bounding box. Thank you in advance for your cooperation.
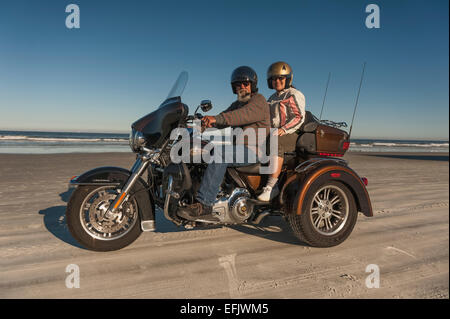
[237,89,251,102]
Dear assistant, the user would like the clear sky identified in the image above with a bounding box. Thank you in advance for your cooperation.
[0,0,448,139]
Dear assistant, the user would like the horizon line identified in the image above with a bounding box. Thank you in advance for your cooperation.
[0,128,448,142]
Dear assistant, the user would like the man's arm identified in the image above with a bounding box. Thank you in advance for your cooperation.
[215,94,268,127]
[212,102,238,128]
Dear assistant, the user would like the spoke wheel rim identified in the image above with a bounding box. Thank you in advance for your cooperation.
[79,186,138,241]
[309,185,349,236]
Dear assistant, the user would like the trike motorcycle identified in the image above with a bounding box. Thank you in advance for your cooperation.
[66,72,372,251]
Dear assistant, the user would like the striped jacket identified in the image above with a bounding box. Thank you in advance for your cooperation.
[268,87,306,134]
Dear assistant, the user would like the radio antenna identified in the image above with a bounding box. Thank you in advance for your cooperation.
[319,72,331,120]
[348,62,366,139]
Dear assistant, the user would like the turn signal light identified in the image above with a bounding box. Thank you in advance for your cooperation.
[343,141,350,150]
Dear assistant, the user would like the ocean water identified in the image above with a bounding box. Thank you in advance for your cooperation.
[0,130,129,154]
[349,138,449,153]
[0,130,448,154]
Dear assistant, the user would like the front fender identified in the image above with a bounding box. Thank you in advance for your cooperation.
[282,160,373,217]
[70,166,132,187]
[69,166,155,224]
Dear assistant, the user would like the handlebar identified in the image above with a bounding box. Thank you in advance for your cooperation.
[186,113,204,121]
[184,115,215,134]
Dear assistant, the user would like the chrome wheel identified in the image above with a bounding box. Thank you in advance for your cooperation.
[310,185,349,236]
[79,186,138,241]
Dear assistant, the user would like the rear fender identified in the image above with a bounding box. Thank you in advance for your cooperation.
[69,166,155,224]
[282,160,373,217]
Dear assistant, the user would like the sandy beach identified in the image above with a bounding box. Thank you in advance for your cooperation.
[0,151,448,299]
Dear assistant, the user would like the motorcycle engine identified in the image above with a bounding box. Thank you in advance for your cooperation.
[212,188,253,224]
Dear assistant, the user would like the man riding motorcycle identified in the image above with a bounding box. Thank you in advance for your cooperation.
[177,66,271,221]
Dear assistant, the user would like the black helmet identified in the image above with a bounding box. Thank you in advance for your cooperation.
[230,66,258,94]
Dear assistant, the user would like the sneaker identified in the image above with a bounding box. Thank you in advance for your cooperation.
[177,202,214,221]
[257,185,280,202]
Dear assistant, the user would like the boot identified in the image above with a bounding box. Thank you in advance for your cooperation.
[177,202,215,221]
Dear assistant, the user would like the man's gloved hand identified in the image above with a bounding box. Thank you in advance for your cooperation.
[202,116,217,128]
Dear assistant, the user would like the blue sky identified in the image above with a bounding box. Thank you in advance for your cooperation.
[0,0,448,139]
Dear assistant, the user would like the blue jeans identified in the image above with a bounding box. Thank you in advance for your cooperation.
[196,144,259,206]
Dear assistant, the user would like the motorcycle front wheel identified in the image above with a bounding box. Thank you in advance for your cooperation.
[288,181,358,247]
[66,185,142,251]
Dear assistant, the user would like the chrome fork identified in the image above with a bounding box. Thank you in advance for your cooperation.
[104,155,150,219]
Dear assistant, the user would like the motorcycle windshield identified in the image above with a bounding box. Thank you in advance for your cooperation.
[160,71,188,107]
[133,71,189,147]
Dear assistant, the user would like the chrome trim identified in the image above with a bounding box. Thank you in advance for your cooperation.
[212,188,252,224]
[295,158,347,174]
[142,147,162,165]
[163,176,182,226]
[130,157,144,172]
[105,156,149,218]
[79,186,139,241]
[141,220,155,232]
[310,184,349,236]
[69,182,121,187]
[129,129,146,152]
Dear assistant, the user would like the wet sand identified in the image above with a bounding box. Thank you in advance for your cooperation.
[0,151,448,298]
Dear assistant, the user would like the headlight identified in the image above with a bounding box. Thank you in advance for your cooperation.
[129,129,146,152]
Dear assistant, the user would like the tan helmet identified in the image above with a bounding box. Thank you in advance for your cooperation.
[267,61,293,89]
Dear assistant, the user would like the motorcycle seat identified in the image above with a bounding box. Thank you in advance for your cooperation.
[235,163,261,174]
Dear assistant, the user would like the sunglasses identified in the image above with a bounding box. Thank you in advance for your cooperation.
[271,76,286,82]
[233,81,251,87]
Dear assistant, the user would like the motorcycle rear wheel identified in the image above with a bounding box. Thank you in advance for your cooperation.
[66,185,142,251]
[288,181,357,247]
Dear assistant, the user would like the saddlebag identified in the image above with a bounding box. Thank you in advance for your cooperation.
[296,112,349,156]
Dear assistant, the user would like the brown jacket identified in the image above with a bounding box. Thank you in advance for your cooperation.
[214,93,271,151]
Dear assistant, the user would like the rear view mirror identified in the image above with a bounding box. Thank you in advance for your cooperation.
[200,100,212,112]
